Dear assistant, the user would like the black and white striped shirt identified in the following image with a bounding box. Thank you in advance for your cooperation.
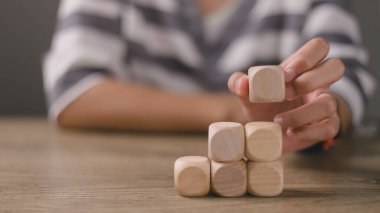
[43,0,376,126]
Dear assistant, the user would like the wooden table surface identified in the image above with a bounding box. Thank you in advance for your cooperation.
[1,118,380,212]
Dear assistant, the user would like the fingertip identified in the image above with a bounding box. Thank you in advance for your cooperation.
[274,116,283,125]
[228,72,249,97]
[313,37,330,53]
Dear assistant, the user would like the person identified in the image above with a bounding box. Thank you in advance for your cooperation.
[43,0,376,152]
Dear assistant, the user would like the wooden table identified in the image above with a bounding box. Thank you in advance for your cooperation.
[1,118,380,212]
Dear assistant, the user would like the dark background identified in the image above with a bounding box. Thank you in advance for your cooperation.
[0,1,379,118]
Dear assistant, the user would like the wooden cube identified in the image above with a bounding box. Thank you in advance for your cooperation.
[245,122,282,162]
[211,160,247,197]
[174,156,210,197]
[247,161,283,197]
[248,66,285,103]
[208,122,245,162]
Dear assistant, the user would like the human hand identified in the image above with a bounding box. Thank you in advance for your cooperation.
[228,38,345,152]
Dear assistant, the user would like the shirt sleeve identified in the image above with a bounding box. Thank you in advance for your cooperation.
[43,0,127,120]
[302,0,377,126]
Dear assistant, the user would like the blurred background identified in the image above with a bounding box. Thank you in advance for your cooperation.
[0,0,379,118]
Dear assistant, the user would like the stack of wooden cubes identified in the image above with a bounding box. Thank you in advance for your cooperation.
[174,66,285,197]
[174,121,283,197]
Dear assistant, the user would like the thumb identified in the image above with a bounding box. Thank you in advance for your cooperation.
[227,72,249,97]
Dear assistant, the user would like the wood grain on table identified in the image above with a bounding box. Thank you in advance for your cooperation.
[0,118,380,212]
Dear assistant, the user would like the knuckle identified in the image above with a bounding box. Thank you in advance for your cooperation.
[286,113,303,127]
[323,96,337,115]
[294,76,314,94]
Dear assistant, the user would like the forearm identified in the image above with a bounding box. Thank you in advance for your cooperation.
[57,79,237,132]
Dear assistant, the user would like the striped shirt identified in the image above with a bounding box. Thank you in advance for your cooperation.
[43,0,376,126]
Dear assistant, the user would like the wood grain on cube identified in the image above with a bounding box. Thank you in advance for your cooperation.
[208,122,244,162]
[245,122,282,162]
[247,161,283,197]
[174,156,210,197]
[211,160,247,197]
[248,66,285,103]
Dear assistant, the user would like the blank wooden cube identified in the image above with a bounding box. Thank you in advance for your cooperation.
[247,161,283,197]
[174,156,210,197]
[248,66,285,103]
[245,122,282,162]
[211,160,247,197]
[208,122,244,162]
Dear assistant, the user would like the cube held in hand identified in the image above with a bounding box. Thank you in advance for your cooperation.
[248,66,285,103]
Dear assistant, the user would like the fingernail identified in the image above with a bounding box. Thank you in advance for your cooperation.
[235,76,244,91]
[274,116,283,125]
[284,68,296,83]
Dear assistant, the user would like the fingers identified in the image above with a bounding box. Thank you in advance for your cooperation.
[281,37,330,82]
[287,113,340,141]
[278,92,340,152]
[227,72,249,97]
[282,135,322,153]
[274,93,337,129]
[282,113,340,153]
[285,58,345,99]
